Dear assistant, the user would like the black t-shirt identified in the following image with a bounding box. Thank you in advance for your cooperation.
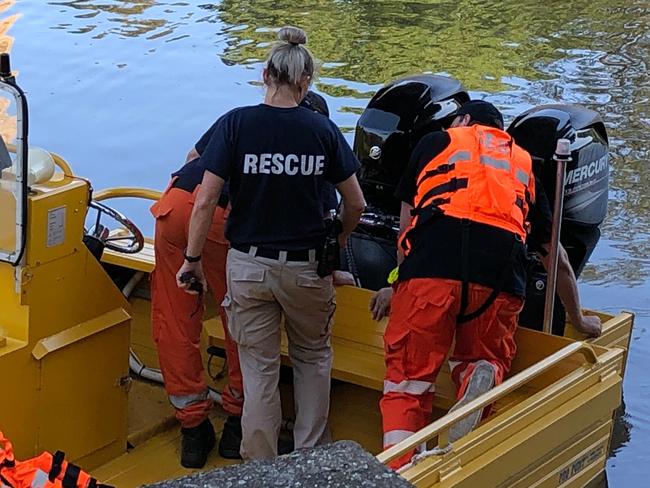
[395,130,552,297]
[200,104,359,250]
[170,124,231,207]
[173,115,339,215]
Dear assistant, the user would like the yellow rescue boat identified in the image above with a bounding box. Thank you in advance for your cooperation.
[0,57,634,487]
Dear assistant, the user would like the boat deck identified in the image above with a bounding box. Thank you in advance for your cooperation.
[90,252,632,487]
[94,374,538,487]
[92,285,538,487]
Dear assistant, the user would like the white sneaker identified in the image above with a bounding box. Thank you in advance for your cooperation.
[448,360,496,443]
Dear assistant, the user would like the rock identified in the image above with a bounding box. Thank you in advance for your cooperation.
[145,440,413,488]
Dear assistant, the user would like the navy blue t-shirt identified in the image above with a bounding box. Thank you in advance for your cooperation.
[170,125,231,204]
[200,104,359,250]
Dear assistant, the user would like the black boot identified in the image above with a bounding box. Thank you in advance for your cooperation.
[277,435,294,456]
[181,419,216,469]
[218,415,243,459]
[218,416,295,459]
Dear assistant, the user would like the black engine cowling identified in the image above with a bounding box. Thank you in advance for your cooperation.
[354,74,469,216]
[508,104,609,334]
[346,75,469,290]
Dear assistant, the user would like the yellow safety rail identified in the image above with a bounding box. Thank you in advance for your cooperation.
[93,187,162,202]
[51,153,74,175]
[377,341,599,465]
[6,142,74,175]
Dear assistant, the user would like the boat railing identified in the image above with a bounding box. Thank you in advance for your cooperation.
[7,141,75,176]
[377,341,599,466]
[93,187,162,202]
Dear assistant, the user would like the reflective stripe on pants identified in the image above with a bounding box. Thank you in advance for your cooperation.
[383,429,415,448]
[380,278,522,469]
[383,380,435,395]
[169,390,209,410]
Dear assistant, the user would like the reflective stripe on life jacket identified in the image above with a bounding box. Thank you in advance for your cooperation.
[400,125,535,255]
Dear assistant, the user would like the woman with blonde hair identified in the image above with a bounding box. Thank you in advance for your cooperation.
[177,26,365,461]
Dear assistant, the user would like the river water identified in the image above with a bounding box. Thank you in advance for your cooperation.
[3,0,648,485]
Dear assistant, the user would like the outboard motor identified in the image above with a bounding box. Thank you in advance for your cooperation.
[507,105,609,334]
[346,75,469,290]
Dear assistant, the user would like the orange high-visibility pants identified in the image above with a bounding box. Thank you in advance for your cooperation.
[380,278,523,468]
[151,186,243,428]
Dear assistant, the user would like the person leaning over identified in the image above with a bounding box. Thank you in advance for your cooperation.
[372,100,601,469]
[150,151,242,469]
[176,26,365,461]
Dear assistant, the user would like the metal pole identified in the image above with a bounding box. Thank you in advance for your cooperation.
[542,138,571,334]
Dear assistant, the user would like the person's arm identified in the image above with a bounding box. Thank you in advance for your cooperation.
[335,174,365,247]
[176,169,225,293]
[397,201,413,265]
[538,243,601,337]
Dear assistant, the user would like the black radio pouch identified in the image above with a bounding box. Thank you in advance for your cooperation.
[317,218,343,278]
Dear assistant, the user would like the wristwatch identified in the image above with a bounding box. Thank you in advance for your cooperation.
[183,249,201,263]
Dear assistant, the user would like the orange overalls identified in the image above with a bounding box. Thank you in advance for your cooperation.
[150,183,243,428]
[0,432,110,488]
[382,126,535,467]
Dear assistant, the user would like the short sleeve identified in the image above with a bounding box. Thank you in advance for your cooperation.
[394,131,451,206]
[526,177,552,252]
[325,125,360,184]
[199,113,235,180]
[195,122,217,155]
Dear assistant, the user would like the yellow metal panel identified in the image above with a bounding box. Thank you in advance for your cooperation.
[21,246,130,340]
[0,336,27,356]
[32,307,129,359]
[38,319,129,469]
[25,178,89,268]
[398,348,623,487]
[102,242,155,273]
[0,263,29,341]
[567,312,634,377]
[0,339,40,455]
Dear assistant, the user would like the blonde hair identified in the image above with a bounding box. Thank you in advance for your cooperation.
[265,26,315,87]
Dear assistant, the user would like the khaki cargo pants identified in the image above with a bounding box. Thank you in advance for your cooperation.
[223,247,336,459]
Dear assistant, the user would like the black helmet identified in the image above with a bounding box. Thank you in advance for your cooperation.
[353,74,469,214]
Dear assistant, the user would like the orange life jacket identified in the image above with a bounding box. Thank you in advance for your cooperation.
[0,433,111,488]
[400,125,535,255]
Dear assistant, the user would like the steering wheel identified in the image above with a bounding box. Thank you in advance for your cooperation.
[86,200,144,254]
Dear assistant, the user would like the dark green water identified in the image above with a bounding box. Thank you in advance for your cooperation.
[4,1,649,484]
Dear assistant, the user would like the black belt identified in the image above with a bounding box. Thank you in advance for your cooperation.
[171,176,229,209]
[232,244,318,262]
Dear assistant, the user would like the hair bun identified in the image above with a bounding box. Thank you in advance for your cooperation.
[278,26,307,46]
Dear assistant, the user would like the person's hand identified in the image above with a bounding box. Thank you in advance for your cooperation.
[332,270,356,287]
[176,260,206,295]
[575,314,602,338]
[370,287,393,321]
